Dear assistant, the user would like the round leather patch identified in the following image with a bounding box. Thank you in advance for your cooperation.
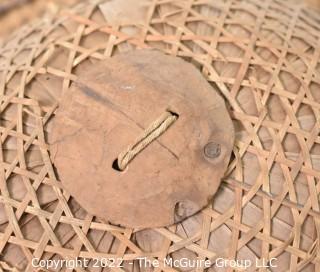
[50,50,234,228]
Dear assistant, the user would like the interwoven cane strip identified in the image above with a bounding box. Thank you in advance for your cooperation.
[0,0,319,271]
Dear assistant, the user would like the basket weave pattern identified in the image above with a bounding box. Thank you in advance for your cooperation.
[0,0,319,271]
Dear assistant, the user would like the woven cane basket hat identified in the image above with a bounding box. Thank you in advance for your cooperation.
[0,0,320,271]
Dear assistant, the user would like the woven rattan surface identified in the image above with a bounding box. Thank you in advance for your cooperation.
[0,0,319,271]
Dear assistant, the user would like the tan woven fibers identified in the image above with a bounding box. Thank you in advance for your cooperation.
[0,0,319,271]
[0,0,79,38]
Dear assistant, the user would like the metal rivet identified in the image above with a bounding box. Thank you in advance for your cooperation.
[204,142,221,159]
[174,200,199,222]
